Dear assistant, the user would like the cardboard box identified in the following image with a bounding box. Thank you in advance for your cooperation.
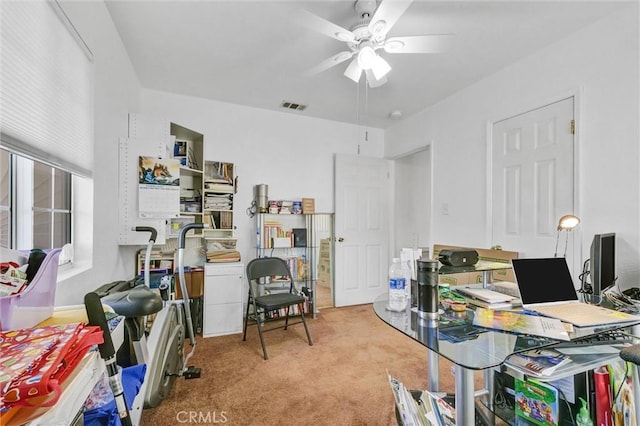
[432,244,518,286]
[302,198,315,214]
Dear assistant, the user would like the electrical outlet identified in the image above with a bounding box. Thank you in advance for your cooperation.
[442,203,449,215]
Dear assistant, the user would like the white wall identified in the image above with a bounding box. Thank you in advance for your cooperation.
[54,1,141,305]
[393,148,431,256]
[385,5,639,287]
[139,90,384,267]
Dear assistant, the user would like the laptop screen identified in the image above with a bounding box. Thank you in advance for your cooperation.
[511,258,579,305]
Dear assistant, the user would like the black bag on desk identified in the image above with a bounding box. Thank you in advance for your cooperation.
[438,249,479,267]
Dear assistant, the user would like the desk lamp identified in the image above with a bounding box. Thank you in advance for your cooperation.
[554,214,580,257]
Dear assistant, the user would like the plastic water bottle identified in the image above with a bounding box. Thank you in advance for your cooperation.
[388,258,408,311]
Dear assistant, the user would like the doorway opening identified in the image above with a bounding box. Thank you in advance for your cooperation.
[393,146,432,258]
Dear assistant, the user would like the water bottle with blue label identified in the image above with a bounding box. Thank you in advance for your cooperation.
[388,258,407,311]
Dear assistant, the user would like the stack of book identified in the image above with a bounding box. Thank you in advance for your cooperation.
[204,193,232,210]
[278,200,293,214]
[505,348,571,377]
[206,249,240,263]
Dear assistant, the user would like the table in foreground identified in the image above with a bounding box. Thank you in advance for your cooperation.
[373,293,638,425]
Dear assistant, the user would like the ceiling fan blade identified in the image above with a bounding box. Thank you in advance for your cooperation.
[384,35,454,54]
[368,0,414,40]
[344,58,363,83]
[294,9,356,43]
[365,70,388,88]
[305,51,355,76]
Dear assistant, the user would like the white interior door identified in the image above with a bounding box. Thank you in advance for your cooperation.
[334,154,390,307]
[491,97,576,271]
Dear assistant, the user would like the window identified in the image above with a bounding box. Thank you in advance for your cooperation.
[0,148,72,250]
[0,149,9,248]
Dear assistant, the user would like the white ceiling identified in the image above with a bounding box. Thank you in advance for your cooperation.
[105,1,628,129]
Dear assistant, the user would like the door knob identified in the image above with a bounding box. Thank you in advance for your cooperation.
[337,237,344,242]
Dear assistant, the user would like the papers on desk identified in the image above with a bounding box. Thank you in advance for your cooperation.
[472,307,571,341]
[387,372,455,426]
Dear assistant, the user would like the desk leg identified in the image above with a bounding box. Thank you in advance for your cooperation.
[454,365,475,424]
[481,270,492,288]
[427,349,440,392]
[484,369,494,410]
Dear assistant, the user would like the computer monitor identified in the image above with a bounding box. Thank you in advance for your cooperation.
[590,232,616,297]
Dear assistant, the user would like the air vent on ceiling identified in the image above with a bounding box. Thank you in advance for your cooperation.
[281,101,307,111]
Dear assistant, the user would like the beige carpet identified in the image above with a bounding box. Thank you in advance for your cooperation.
[140,304,485,426]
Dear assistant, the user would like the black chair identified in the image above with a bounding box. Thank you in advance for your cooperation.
[620,343,640,368]
[242,257,313,360]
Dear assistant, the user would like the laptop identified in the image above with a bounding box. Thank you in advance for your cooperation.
[511,257,640,327]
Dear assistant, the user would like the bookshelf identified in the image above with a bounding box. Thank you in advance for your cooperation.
[171,123,204,237]
[202,160,236,239]
[256,212,334,318]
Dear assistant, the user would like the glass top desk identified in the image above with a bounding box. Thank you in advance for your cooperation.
[373,293,639,424]
[438,259,512,288]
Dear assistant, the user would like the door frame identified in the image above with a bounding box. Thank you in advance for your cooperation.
[390,141,435,258]
[485,88,583,276]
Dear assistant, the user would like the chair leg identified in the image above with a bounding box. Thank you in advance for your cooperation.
[256,310,269,360]
[284,306,290,330]
[300,303,313,346]
[242,297,251,341]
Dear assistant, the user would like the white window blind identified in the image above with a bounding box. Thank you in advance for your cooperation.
[0,0,94,177]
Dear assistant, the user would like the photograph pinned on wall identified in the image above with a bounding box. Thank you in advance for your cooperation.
[138,156,180,186]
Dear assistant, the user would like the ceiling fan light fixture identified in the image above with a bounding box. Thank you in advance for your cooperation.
[370,54,391,80]
[365,70,387,88]
[344,58,363,82]
[357,45,377,70]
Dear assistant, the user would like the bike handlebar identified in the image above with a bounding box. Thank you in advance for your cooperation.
[132,226,157,243]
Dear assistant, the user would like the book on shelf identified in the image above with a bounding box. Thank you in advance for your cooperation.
[204,193,233,210]
[204,182,234,193]
[204,161,234,184]
[514,378,559,425]
[206,211,233,230]
[505,348,572,377]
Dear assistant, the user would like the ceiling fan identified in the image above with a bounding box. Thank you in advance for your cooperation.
[296,0,453,88]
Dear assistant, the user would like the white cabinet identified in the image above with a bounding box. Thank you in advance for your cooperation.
[203,263,244,337]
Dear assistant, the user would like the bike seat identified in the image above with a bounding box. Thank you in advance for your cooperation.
[101,285,163,318]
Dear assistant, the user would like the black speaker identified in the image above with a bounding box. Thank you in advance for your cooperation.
[293,228,307,248]
[438,249,479,267]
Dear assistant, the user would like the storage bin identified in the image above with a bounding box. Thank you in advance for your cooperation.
[0,248,62,331]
